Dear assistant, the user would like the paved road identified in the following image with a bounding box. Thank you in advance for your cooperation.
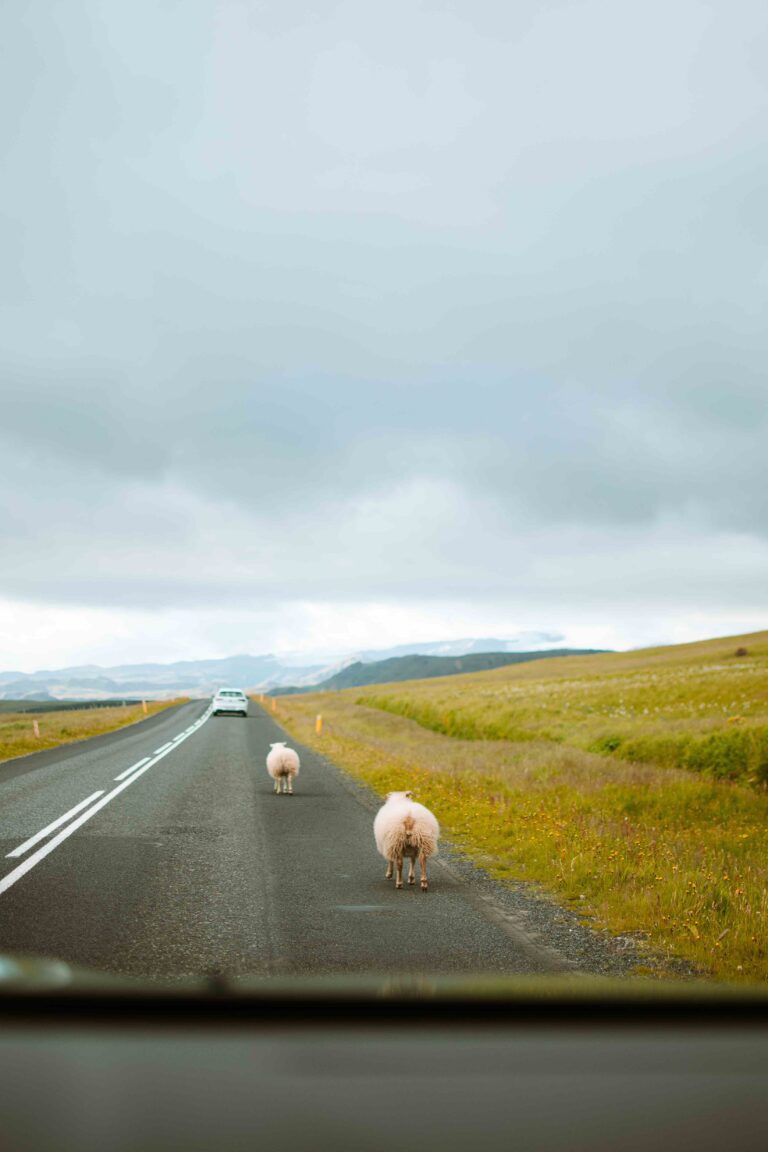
[0,702,570,978]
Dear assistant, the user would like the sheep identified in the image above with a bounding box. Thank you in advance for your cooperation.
[373,790,439,892]
[266,741,300,795]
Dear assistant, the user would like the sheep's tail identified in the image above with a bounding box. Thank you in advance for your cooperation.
[266,749,300,778]
[382,815,438,859]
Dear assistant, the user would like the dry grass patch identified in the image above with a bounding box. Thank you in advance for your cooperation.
[271,693,768,983]
[0,700,186,764]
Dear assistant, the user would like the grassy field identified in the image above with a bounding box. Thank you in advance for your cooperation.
[0,700,186,765]
[360,631,768,786]
[268,631,768,982]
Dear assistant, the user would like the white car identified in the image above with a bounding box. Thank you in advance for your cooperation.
[212,689,249,717]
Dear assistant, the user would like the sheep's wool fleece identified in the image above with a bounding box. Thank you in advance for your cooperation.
[374,795,439,860]
[266,742,300,778]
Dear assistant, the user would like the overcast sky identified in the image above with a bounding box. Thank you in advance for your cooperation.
[1,0,767,671]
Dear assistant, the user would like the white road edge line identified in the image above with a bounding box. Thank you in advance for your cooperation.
[154,742,173,754]
[114,757,151,782]
[6,791,106,859]
[0,707,213,897]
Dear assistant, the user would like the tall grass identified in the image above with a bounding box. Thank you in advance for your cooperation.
[0,700,186,764]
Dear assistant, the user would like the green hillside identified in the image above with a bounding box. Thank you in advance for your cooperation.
[270,648,607,695]
[358,630,768,785]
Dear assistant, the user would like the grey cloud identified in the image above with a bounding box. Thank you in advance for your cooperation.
[1,0,768,618]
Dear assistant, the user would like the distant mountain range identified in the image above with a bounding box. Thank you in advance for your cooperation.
[355,634,565,661]
[0,633,594,702]
[269,649,608,695]
[0,654,325,702]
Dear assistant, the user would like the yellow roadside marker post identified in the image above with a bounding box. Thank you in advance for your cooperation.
[32,719,40,738]
[315,714,323,735]
[271,699,277,713]
[142,700,148,715]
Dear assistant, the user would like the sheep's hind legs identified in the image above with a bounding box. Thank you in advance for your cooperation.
[385,861,393,881]
[273,780,280,795]
[407,859,416,886]
[395,856,404,890]
[420,851,429,892]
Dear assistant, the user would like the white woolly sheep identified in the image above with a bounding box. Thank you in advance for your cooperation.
[266,742,300,795]
[373,790,440,892]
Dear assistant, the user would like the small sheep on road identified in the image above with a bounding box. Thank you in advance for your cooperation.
[266,742,300,795]
[373,791,439,891]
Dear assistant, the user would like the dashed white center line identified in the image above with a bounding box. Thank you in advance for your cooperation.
[0,706,213,898]
[6,791,106,859]
[114,756,151,782]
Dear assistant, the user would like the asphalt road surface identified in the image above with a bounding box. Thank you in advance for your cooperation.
[0,701,575,979]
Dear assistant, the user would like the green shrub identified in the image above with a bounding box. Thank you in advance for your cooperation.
[359,693,552,744]
[607,727,768,784]
[619,734,692,770]
[590,734,624,754]
[685,727,768,783]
